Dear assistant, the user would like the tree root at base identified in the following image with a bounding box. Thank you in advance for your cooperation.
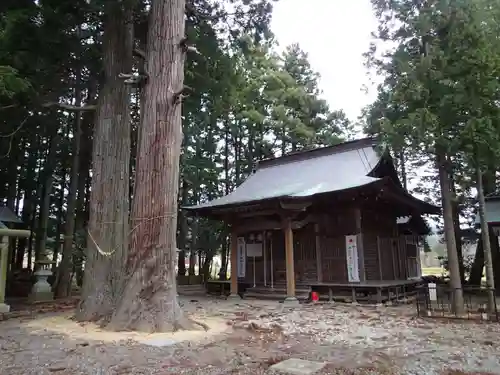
[191,318,210,331]
[74,298,114,324]
[105,315,208,333]
[105,297,210,333]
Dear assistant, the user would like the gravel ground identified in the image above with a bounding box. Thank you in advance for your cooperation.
[0,296,499,375]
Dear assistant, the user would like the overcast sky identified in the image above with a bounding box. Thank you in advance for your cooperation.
[270,0,381,125]
[270,2,437,203]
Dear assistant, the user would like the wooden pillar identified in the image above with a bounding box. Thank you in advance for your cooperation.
[391,239,397,280]
[416,236,423,277]
[263,231,267,286]
[229,230,239,299]
[284,217,296,299]
[376,235,383,280]
[354,208,365,281]
[314,223,323,282]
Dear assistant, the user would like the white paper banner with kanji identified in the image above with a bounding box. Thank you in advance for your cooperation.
[237,237,246,278]
[345,235,360,282]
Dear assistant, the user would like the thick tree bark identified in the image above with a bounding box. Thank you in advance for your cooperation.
[108,0,193,333]
[437,151,464,313]
[477,166,495,312]
[75,3,133,322]
[56,71,83,298]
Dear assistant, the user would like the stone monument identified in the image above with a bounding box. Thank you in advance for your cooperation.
[29,260,55,303]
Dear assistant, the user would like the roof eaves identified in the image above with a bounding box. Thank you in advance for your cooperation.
[382,178,441,215]
[183,178,385,215]
[0,207,22,223]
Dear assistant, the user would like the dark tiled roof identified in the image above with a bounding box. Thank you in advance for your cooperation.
[0,206,22,223]
[185,137,438,214]
[187,138,381,211]
[474,199,500,225]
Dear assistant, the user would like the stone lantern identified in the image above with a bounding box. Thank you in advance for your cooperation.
[29,260,56,303]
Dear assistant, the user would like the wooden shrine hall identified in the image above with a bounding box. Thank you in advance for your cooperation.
[185,138,440,303]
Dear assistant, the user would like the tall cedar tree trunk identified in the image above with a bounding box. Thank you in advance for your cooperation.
[16,140,38,269]
[6,143,19,268]
[74,117,92,288]
[177,179,188,276]
[35,133,59,267]
[437,150,464,313]
[470,168,499,286]
[448,156,465,283]
[75,4,132,321]
[54,120,70,269]
[219,127,231,279]
[219,238,228,280]
[28,134,43,269]
[56,70,83,298]
[477,166,495,311]
[129,55,145,209]
[188,213,198,276]
[108,0,194,332]
[53,164,66,270]
[399,149,407,191]
[452,200,465,282]
[189,158,200,276]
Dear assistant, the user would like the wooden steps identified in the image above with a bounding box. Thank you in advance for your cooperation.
[244,284,311,301]
[177,284,207,296]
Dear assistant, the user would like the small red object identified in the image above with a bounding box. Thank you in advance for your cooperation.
[311,291,319,302]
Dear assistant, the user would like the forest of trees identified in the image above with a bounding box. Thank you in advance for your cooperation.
[364,0,500,312]
[2,0,500,329]
[0,0,351,331]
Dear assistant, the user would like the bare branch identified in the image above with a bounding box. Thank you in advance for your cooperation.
[133,48,146,60]
[0,104,17,111]
[179,38,200,55]
[119,72,149,85]
[0,115,29,159]
[42,102,97,111]
[173,86,192,104]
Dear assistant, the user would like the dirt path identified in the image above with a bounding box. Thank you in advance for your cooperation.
[1,297,499,374]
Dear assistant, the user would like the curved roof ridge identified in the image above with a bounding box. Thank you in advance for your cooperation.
[256,137,377,170]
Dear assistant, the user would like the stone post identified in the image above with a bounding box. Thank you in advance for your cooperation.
[0,236,10,313]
